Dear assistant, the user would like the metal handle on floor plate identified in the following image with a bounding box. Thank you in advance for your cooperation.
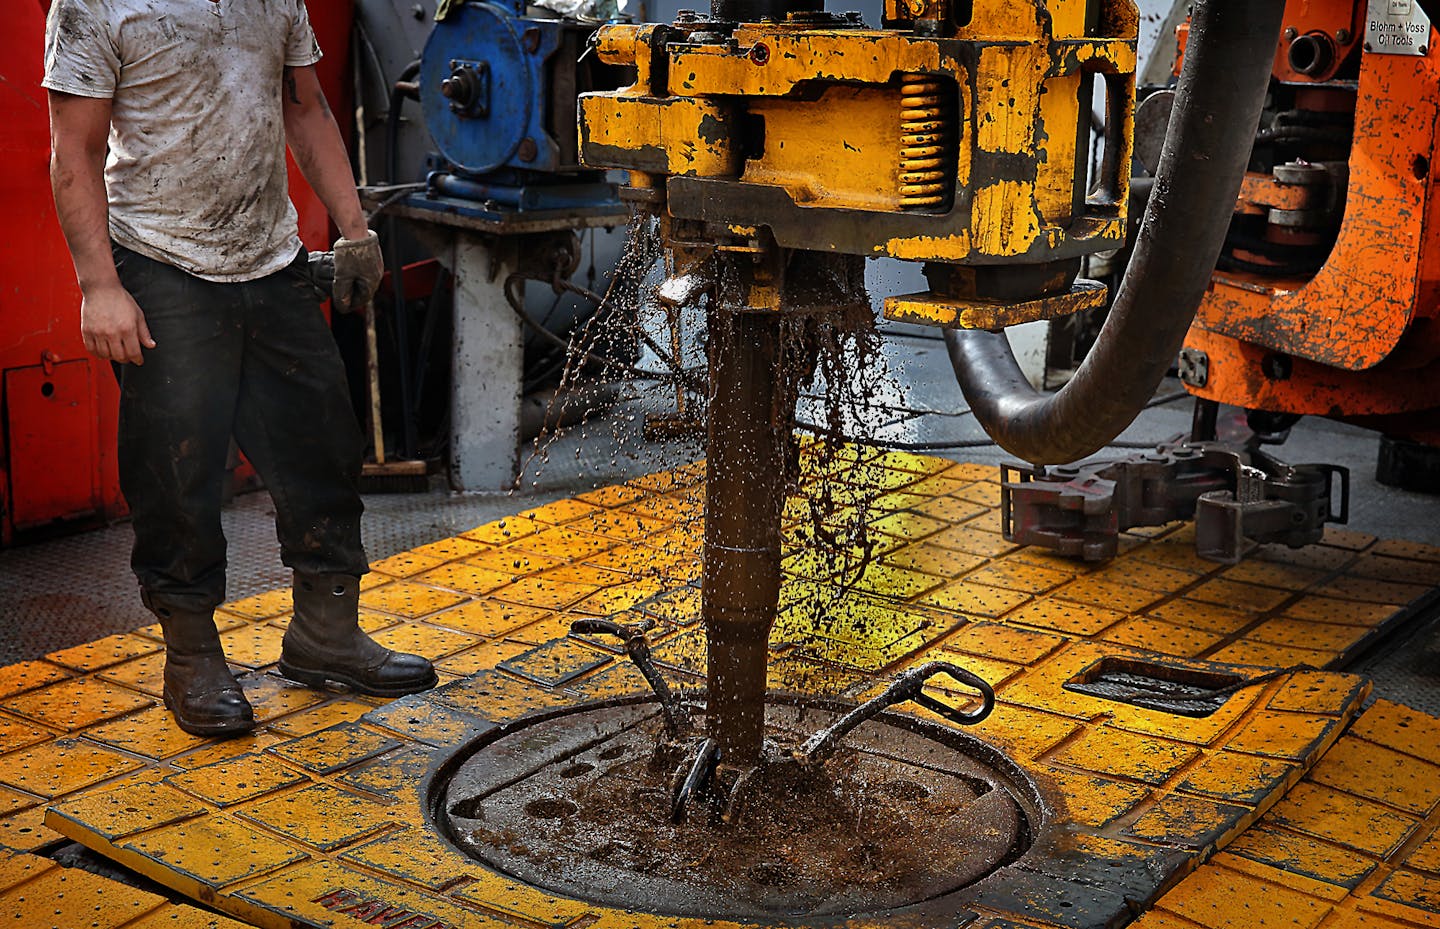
[570,617,694,739]
[796,661,995,764]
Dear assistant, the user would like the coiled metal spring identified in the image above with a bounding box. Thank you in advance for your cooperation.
[899,74,951,210]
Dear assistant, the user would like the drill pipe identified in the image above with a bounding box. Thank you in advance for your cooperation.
[702,306,795,766]
[945,0,1287,465]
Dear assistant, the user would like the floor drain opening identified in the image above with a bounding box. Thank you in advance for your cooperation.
[1065,656,1247,717]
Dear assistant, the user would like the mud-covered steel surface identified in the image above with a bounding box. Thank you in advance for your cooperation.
[946,0,1288,465]
[703,307,794,764]
[438,699,1037,919]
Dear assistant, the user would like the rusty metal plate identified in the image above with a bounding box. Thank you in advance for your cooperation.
[436,697,1039,920]
[882,280,1107,330]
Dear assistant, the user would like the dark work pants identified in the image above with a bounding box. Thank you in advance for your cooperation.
[113,243,367,616]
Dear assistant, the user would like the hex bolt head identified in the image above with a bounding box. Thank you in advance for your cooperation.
[1178,348,1209,387]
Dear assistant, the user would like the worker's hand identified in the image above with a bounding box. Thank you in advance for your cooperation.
[331,230,384,313]
[80,283,155,365]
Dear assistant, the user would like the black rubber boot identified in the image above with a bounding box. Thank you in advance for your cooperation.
[146,593,255,737]
[278,572,437,696]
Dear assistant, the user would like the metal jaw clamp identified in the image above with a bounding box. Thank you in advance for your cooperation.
[792,661,995,765]
[570,617,694,740]
[1001,438,1349,564]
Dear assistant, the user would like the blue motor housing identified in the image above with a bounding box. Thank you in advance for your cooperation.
[420,1,600,177]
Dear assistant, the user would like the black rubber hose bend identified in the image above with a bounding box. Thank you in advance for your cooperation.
[944,0,1286,464]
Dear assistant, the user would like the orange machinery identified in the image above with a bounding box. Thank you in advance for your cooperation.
[979,0,1436,563]
[1175,0,1440,481]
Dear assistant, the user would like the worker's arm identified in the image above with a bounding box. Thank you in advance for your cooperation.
[281,65,369,241]
[48,90,155,365]
[281,64,381,311]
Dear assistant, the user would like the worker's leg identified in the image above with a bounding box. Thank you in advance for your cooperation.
[112,243,253,735]
[232,251,434,696]
[229,250,367,577]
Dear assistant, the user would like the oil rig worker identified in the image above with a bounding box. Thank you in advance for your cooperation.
[42,0,437,737]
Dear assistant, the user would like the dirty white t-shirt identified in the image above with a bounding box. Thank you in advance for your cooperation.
[43,0,323,282]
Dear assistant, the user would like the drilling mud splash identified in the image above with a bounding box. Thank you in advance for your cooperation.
[518,217,916,686]
[439,699,1038,919]
[491,219,1000,917]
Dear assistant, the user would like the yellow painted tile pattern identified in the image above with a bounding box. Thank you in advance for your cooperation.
[0,843,251,928]
[1133,699,1440,929]
[0,450,1430,928]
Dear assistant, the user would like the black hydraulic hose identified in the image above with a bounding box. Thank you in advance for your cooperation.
[944,0,1286,465]
[386,61,421,187]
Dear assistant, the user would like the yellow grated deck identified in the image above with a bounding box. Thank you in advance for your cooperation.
[0,842,248,927]
[0,451,1433,927]
[1133,698,1440,929]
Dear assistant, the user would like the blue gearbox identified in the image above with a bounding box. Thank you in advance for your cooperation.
[420,0,606,177]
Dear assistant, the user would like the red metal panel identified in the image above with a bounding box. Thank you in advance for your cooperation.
[291,0,358,250]
[5,362,98,529]
[1271,0,1365,83]
[1,3,122,542]
[1190,47,1440,371]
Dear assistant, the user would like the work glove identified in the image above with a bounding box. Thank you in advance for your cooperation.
[305,250,336,298]
[331,230,384,313]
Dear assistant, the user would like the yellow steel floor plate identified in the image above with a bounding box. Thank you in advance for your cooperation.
[0,842,249,928]
[1133,698,1440,929]
[0,451,1434,927]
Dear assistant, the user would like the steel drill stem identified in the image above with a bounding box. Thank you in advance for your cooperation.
[703,306,790,766]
